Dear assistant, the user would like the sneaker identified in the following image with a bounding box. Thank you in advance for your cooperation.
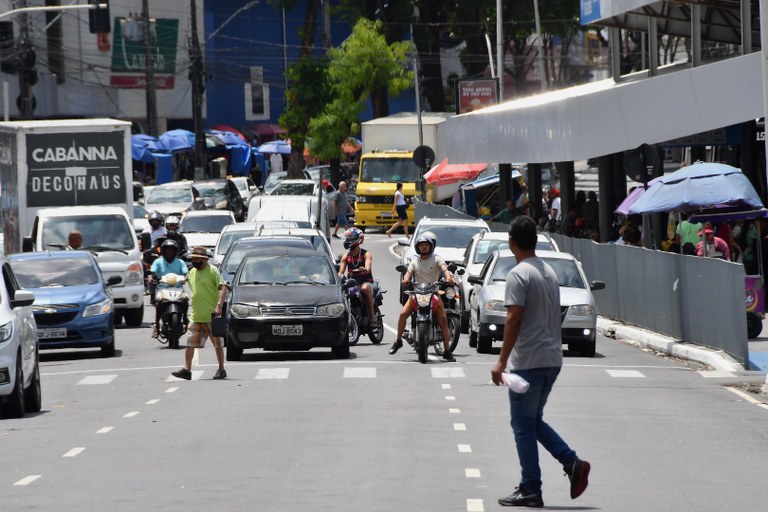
[171,368,192,380]
[565,458,591,499]
[388,340,403,355]
[151,326,160,339]
[442,351,455,362]
[332,234,340,239]
[498,486,544,508]
[213,368,227,380]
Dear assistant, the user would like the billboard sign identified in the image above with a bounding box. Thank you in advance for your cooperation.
[110,16,179,89]
[457,79,499,114]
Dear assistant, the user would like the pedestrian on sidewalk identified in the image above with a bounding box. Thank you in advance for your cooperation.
[171,246,229,381]
[332,181,352,238]
[386,181,409,238]
[491,215,590,507]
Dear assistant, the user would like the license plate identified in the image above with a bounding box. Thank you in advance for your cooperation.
[380,211,393,218]
[272,324,303,336]
[38,328,67,339]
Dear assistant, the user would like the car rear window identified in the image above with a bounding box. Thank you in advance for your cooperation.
[416,225,487,249]
[270,183,314,195]
[180,215,234,233]
[12,258,100,287]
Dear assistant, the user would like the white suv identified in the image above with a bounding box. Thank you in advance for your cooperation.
[0,257,40,418]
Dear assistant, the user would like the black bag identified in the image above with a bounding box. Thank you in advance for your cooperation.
[211,315,227,340]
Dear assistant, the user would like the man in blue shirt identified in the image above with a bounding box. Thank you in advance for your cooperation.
[150,239,188,338]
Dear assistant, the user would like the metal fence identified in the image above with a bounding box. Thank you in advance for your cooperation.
[553,235,749,365]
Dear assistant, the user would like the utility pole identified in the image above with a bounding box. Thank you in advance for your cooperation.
[18,0,36,120]
[142,0,158,136]
[189,0,206,180]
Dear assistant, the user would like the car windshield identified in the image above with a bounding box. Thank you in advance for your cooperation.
[146,186,192,204]
[542,258,586,289]
[360,158,421,183]
[473,239,554,264]
[415,225,486,249]
[270,182,314,195]
[233,179,247,191]
[133,204,148,219]
[238,255,334,285]
[263,173,286,190]
[491,255,518,281]
[42,214,134,252]
[12,257,100,287]
[196,182,227,198]
[217,230,254,256]
[180,215,234,233]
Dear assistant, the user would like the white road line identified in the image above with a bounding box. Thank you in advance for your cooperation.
[449,408,461,414]
[383,322,398,335]
[96,427,113,434]
[445,395,456,401]
[725,386,768,409]
[123,411,140,418]
[431,367,466,378]
[165,387,179,393]
[457,444,472,453]
[145,399,160,405]
[343,367,376,378]
[166,371,204,382]
[453,423,466,431]
[63,447,85,458]
[13,475,41,486]
[466,498,484,512]
[76,374,118,385]
[255,368,290,380]
[465,468,481,478]
[698,370,736,378]
[606,369,646,378]
[442,383,452,389]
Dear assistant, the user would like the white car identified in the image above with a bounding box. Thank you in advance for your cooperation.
[179,210,237,255]
[0,256,40,418]
[133,203,150,236]
[248,195,330,240]
[144,181,210,219]
[212,222,257,267]
[269,179,335,197]
[230,177,260,205]
[467,249,605,356]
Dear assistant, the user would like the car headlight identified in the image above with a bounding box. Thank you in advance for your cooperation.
[355,196,367,203]
[485,300,506,312]
[444,287,457,300]
[231,304,261,319]
[0,321,12,344]
[83,298,112,318]
[568,304,594,317]
[125,262,143,285]
[316,302,345,317]
[415,293,431,307]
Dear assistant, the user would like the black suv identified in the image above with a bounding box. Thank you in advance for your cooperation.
[193,179,247,221]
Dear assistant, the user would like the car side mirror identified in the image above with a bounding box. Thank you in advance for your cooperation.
[447,263,458,273]
[397,238,410,246]
[455,267,465,276]
[590,281,606,291]
[22,236,34,253]
[395,265,407,273]
[467,276,483,286]
[12,289,35,308]
[106,276,122,287]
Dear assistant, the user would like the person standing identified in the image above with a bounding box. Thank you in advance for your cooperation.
[332,181,352,238]
[491,216,590,507]
[269,152,283,174]
[171,246,229,381]
[386,181,409,238]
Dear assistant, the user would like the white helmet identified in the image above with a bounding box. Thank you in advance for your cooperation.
[165,215,180,226]
[415,231,437,255]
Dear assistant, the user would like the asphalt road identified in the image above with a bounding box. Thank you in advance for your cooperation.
[3,228,768,511]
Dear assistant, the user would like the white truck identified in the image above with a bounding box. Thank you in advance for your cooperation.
[0,119,145,327]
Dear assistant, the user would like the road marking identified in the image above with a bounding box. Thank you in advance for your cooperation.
[255,368,290,380]
[383,322,398,335]
[123,411,140,418]
[458,444,472,453]
[166,371,204,382]
[698,370,736,378]
[445,396,456,401]
[63,447,85,458]
[96,427,113,434]
[166,387,179,393]
[465,468,481,478]
[606,369,646,378]
[343,367,376,378]
[725,386,768,409]
[442,383,452,389]
[146,399,160,405]
[454,423,466,431]
[13,475,41,486]
[466,498,484,512]
[431,367,466,378]
[76,374,118,385]
[449,408,461,414]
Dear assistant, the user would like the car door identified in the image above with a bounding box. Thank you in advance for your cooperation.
[2,263,37,381]
[469,252,497,332]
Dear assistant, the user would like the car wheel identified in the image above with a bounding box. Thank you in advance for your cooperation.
[332,341,350,359]
[577,340,596,357]
[114,310,124,326]
[123,307,144,328]
[747,312,762,339]
[23,356,42,413]
[5,357,26,418]
[100,334,116,358]
[477,334,492,354]
[226,338,243,361]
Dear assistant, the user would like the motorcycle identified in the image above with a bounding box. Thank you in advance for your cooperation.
[152,273,189,350]
[395,264,463,363]
[344,275,385,346]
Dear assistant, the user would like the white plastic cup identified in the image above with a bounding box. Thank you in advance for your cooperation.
[501,372,530,394]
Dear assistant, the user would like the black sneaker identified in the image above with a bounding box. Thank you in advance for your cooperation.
[565,458,591,499]
[388,340,403,355]
[442,351,455,362]
[213,368,227,380]
[171,368,192,380]
[498,486,544,507]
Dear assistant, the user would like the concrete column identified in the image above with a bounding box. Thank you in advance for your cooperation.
[648,17,658,76]
[612,152,627,204]
[597,156,614,242]
[527,163,543,222]
[609,27,621,80]
[499,163,512,209]
[556,161,575,224]
[691,4,702,67]
[741,0,753,54]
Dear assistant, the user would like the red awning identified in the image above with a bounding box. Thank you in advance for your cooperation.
[425,158,487,186]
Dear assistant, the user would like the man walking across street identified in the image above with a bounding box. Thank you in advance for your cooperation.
[491,216,590,507]
[332,181,352,238]
[171,246,229,381]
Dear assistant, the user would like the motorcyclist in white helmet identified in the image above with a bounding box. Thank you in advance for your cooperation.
[163,215,188,258]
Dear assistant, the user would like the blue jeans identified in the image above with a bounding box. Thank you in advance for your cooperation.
[508,367,576,494]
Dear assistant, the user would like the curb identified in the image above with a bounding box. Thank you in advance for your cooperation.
[597,317,745,373]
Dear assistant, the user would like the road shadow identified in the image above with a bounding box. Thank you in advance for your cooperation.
[238,350,360,362]
[40,349,124,363]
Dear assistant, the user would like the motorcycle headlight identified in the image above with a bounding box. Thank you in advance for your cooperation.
[415,294,431,307]
[485,300,506,312]
[0,321,12,344]
[444,287,456,300]
[568,304,594,317]
[231,304,261,318]
[125,262,143,285]
[316,302,345,317]
[83,298,112,318]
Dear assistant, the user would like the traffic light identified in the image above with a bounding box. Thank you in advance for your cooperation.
[88,0,111,34]
[0,21,17,74]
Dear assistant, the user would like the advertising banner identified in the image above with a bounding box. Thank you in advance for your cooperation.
[110,17,179,89]
[26,132,127,208]
[457,79,499,114]
[0,131,19,254]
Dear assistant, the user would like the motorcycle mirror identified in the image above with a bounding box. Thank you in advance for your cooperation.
[455,268,465,276]
[344,279,357,290]
[139,232,152,251]
[447,263,458,273]
[395,265,407,273]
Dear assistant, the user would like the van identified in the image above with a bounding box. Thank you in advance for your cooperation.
[248,195,330,239]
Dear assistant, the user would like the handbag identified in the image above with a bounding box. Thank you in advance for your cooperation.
[211,315,227,340]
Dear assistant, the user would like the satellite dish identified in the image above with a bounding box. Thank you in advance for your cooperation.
[413,145,435,169]
[624,143,660,184]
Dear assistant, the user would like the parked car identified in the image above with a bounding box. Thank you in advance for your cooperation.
[179,210,237,255]
[263,171,287,194]
[468,249,605,356]
[269,179,336,197]
[225,244,350,360]
[456,231,559,332]
[193,178,247,221]
[9,251,121,358]
[133,203,150,236]
[218,237,315,284]
[0,256,39,419]
[144,181,211,219]
[212,222,257,267]
[230,176,260,206]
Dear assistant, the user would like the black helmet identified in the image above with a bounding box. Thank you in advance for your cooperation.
[161,239,178,261]
[148,211,164,225]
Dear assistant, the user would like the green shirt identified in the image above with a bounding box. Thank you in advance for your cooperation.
[676,220,702,246]
[492,208,515,224]
[188,264,224,323]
